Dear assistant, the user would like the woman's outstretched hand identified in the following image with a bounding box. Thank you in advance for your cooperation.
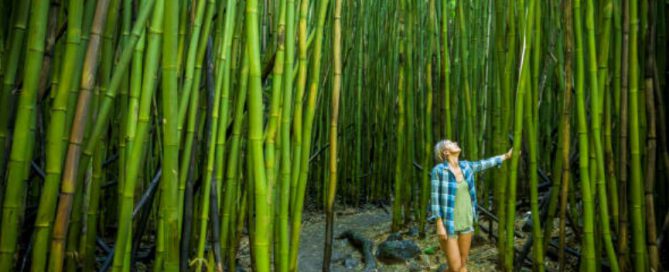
[503,148,514,161]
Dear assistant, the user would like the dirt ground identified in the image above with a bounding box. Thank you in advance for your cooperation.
[236,205,574,271]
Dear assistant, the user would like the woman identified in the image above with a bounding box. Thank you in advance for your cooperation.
[430,140,513,272]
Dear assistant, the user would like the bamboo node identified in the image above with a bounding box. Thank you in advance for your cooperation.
[189,258,209,269]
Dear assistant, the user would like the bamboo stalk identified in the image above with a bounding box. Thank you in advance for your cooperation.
[246,0,271,268]
[585,0,619,269]
[30,0,83,269]
[0,0,30,183]
[558,2,574,270]
[505,1,535,269]
[216,0,239,264]
[0,0,49,269]
[323,0,342,269]
[289,0,330,269]
[642,1,660,269]
[627,0,647,270]
[161,0,180,269]
[111,1,163,269]
[270,0,288,270]
[573,0,597,269]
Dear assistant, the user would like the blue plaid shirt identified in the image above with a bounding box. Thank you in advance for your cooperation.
[430,155,504,235]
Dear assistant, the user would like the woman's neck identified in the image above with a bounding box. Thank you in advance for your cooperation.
[447,157,459,168]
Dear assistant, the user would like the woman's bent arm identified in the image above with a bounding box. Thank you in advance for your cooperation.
[430,166,443,219]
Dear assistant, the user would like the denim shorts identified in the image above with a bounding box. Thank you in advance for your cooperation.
[452,227,474,237]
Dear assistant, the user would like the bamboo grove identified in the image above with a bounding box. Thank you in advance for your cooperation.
[0,0,667,271]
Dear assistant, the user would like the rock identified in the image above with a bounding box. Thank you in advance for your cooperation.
[521,211,533,232]
[331,252,346,263]
[407,260,423,272]
[419,254,432,267]
[405,226,420,237]
[342,255,359,269]
[376,240,421,263]
[385,232,403,241]
[336,230,377,271]
[331,266,349,272]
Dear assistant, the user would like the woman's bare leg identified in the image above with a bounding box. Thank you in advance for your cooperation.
[445,237,462,272]
[458,232,473,271]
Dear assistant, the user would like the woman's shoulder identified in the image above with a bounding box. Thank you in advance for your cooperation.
[431,162,447,173]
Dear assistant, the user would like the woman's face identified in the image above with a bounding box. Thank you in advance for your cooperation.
[444,141,461,158]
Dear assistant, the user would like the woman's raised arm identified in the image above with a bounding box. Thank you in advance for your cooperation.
[470,149,513,173]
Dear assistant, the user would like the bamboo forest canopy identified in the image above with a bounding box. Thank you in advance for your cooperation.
[0,0,668,271]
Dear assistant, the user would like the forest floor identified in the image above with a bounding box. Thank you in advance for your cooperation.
[237,205,575,271]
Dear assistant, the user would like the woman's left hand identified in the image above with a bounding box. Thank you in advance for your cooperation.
[504,148,513,160]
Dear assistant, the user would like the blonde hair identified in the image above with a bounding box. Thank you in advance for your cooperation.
[434,139,456,162]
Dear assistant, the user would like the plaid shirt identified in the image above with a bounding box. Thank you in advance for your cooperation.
[430,155,504,235]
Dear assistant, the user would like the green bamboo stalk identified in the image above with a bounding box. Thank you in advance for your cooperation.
[572,0,597,269]
[112,1,163,269]
[542,5,566,253]
[177,0,215,136]
[115,0,131,238]
[161,0,180,269]
[48,1,155,269]
[194,37,239,272]
[217,0,240,264]
[0,0,30,182]
[420,0,436,237]
[279,0,296,269]
[175,0,187,76]
[177,63,197,233]
[179,86,200,271]
[505,0,535,269]
[585,0,619,270]
[289,0,330,270]
[62,0,95,176]
[30,0,83,269]
[403,0,415,225]
[523,63,544,272]
[627,0,647,270]
[0,0,49,269]
[491,0,508,263]
[176,0,208,141]
[67,1,119,270]
[283,0,296,194]
[323,0,342,269]
[442,0,452,139]
[610,0,623,234]
[617,0,631,268]
[456,0,477,161]
[124,28,146,208]
[80,134,105,271]
[267,0,287,270]
[221,52,249,272]
[246,0,271,268]
[499,2,517,264]
[77,0,157,196]
[558,2,573,268]
[392,0,407,232]
[598,0,619,236]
